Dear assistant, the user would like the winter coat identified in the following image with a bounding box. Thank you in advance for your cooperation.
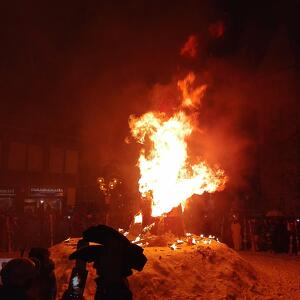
[0,284,36,300]
[94,277,132,300]
[29,260,57,300]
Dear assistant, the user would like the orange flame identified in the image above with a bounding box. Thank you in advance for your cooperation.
[129,73,226,217]
[177,72,207,108]
[180,35,198,58]
[134,212,143,224]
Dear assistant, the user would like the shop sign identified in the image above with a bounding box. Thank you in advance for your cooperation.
[0,189,15,197]
[30,187,64,197]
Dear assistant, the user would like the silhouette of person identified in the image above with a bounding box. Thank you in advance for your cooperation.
[28,247,57,300]
[231,219,242,251]
[0,258,37,300]
[69,225,147,300]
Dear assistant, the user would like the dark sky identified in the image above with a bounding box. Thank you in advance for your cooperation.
[0,0,299,176]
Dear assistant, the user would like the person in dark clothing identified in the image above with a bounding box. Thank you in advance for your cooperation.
[28,247,57,300]
[69,224,147,300]
[0,258,37,300]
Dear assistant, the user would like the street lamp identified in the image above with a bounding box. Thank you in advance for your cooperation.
[97,177,121,225]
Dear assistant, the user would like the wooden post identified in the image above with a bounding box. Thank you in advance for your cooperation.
[220,216,224,242]
[49,214,54,247]
[287,221,293,255]
[243,217,248,250]
[248,219,256,251]
[104,195,110,226]
[295,220,299,256]
[6,216,12,253]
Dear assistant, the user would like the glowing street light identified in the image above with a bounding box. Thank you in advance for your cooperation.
[97,177,121,225]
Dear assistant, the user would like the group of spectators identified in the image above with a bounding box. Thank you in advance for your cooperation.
[0,207,106,252]
[0,197,137,253]
[229,216,300,254]
[0,247,56,300]
[0,206,299,255]
[0,225,147,300]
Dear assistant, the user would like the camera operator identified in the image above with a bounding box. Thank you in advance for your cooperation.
[68,224,147,300]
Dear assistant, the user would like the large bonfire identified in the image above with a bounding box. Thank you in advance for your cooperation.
[50,73,299,300]
[129,72,227,218]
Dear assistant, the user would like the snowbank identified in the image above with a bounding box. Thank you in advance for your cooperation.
[51,234,290,300]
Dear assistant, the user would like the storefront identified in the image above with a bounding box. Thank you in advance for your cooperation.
[24,187,64,213]
[0,188,15,212]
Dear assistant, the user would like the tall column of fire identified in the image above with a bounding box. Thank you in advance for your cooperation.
[129,73,227,231]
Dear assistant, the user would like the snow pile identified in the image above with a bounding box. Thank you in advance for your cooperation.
[50,234,287,300]
[129,242,261,300]
[51,238,97,299]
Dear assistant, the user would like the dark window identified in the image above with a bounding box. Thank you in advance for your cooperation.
[28,144,43,172]
[8,142,26,170]
[65,150,79,174]
[0,141,2,169]
[49,147,64,173]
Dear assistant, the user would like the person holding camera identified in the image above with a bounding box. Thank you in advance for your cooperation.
[65,224,147,300]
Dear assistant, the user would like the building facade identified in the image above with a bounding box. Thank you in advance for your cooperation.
[0,125,81,214]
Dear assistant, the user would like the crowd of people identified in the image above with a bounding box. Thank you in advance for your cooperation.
[0,225,147,300]
[0,247,57,300]
[0,206,299,255]
[228,216,300,254]
[0,200,299,300]
[0,202,134,253]
[0,209,99,252]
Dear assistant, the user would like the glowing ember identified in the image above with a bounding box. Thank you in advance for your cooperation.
[132,236,141,244]
[134,212,143,224]
[142,223,155,233]
[170,243,177,250]
[129,73,226,217]
[203,239,212,245]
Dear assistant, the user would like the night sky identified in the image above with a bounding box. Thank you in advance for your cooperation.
[1,0,299,184]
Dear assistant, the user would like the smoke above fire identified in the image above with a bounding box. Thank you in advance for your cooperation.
[75,4,296,217]
[129,73,227,217]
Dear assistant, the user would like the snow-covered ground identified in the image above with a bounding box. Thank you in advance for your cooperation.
[50,236,300,300]
[239,251,300,299]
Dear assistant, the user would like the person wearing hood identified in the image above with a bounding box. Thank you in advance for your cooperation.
[0,258,37,300]
[68,224,147,300]
[28,247,57,300]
